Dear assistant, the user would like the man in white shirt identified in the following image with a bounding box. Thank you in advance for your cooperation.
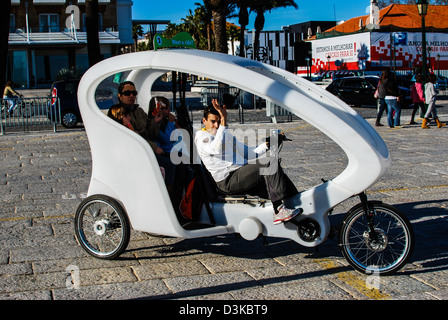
[194,99,301,225]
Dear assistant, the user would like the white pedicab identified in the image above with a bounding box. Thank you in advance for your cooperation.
[75,49,414,275]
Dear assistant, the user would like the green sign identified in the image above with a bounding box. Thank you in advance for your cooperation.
[153,32,196,50]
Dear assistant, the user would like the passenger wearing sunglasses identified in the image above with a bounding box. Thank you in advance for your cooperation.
[108,81,176,197]
[109,81,163,154]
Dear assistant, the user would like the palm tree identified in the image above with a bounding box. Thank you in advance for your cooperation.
[0,0,12,91]
[251,0,298,60]
[209,0,228,53]
[132,24,144,52]
[209,0,236,53]
[235,0,250,57]
[194,2,213,51]
[86,0,101,67]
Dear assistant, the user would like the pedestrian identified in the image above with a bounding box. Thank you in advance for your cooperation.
[375,70,388,126]
[409,74,425,125]
[422,73,446,129]
[384,71,402,128]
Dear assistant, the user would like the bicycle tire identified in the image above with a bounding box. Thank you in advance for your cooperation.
[339,202,414,275]
[22,102,34,118]
[75,194,131,259]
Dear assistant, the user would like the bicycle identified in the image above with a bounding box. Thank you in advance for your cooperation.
[1,95,34,118]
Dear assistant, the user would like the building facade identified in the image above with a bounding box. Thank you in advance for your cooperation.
[244,21,336,74]
[306,3,448,76]
[244,2,448,77]
[8,0,133,88]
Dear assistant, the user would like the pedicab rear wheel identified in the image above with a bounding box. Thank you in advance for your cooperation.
[75,194,130,259]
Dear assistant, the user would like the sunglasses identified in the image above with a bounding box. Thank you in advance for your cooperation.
[121,90,138,96]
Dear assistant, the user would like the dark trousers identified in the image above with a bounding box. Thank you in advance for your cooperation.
[216,158,298,204]
[376,98,387,123]
[411,102,425,121]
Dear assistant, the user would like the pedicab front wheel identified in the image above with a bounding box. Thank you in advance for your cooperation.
[75,195,130,259]
[339,202,414,275]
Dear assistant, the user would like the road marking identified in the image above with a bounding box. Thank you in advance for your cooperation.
[313,258,390,300]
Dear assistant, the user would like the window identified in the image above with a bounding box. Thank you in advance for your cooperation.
[10,14,15,32]
[82,13,103,31]
[341,79,362,88]
[39,14,59,32]
[361,80,373,89]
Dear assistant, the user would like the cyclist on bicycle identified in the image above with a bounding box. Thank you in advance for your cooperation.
[3,80,22,114]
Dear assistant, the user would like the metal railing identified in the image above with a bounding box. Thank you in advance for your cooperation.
[200,86,267,124]
[1,97,61,135]
[266,100,293,123]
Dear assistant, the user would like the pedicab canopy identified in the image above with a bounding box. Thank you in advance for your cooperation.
[77,47,390,238]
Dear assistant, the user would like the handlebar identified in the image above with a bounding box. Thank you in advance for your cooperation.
[265,132,291,148]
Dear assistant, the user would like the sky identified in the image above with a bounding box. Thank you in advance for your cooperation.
[131,0,375,32]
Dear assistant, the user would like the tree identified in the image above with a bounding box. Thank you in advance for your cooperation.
[86,0,102,67]
[210,0,229,53]
[0,0,11,92]
[182,6,211,50]
[235,0,250,57]
[163,5,213,51]
[194,2,213,51]
[209,0,236,53]
[250,0,298,60]
[132,24,144,52]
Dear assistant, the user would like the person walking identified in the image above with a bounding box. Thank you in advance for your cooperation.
[375,70,388,126]
[422,73,446,129]
[409,74,425,125]
[384,72,402,128]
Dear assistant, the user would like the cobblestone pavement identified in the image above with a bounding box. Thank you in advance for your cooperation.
[1,101,447,303]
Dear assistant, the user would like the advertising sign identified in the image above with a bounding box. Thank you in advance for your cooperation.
[371,32,448,70]
[153,32,196,50]
[311,32,371,72]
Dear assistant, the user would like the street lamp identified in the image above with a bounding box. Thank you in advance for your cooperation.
[417,0,429,80]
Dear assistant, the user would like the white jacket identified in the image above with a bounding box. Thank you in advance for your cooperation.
[194,126,268,182]
[425,82,437,104]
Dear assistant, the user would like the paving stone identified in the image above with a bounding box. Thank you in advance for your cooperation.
[0,104,448,300]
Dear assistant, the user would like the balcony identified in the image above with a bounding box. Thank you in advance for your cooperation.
[9,27,120,45]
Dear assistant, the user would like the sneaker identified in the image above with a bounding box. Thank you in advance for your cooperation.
[375,122,383,127]
[273,205,302,225]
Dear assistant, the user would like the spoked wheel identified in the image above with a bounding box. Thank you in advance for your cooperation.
[339,202,414,275]
[75,195,130,259]
[20,102,34,118]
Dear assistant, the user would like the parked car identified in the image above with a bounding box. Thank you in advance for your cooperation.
[325,76,412,108]
[48,78,118,128]
[48,79,81,128]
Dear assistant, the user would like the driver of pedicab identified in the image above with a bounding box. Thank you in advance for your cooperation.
[194,99,302,225]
